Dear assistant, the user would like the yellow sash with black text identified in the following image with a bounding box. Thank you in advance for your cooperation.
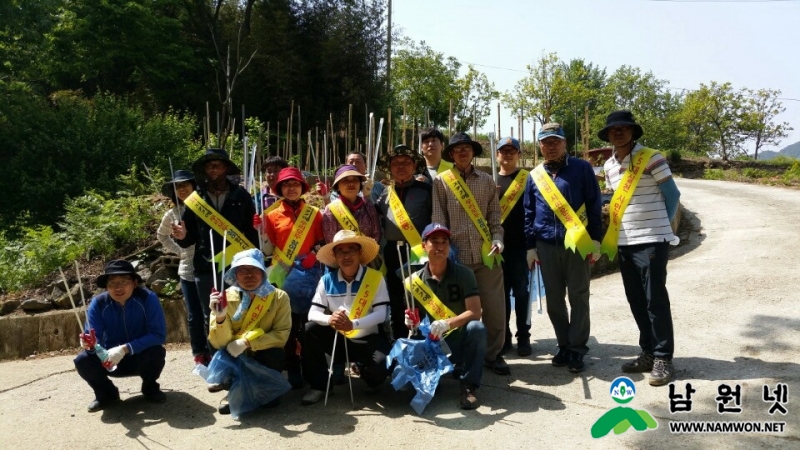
[530,165,594,258]
[441,169,503,269]
[387,185,426,262]
[227,289,275,342]
[499,169,529,224]
[342,267,383,339]
[268,201,318,287]
[404,273,457,320]
[437,160,454,174]
[329,199,387,275]
[601,148,658,261]
[184,191,256,268]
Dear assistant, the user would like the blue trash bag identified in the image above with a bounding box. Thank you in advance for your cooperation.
[193,349,291,419]
[386,317,454,414]
[282,259,322,314]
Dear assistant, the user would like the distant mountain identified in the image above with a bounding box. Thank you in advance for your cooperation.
[758,141,800,160]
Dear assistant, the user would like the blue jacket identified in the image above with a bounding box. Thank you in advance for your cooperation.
[523,156,603,249]
[85,288,167,355]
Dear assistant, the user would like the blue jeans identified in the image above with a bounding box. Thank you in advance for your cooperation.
[181,278,210,356]
[74,345,166,401]
[502,248,531,342]
[446,320,487,389]
[618,241,674,359]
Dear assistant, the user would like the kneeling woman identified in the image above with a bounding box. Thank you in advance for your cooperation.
[207,249,292,416]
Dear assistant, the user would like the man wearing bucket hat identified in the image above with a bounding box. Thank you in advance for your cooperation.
[321,164,382,244]
[404,223,487,409]
[432,132,509,376]
[206,248,292,414]
[495,137,533,357]
[264,166,325,388]
[599,110,681,386]
[156,170,211,367]
[523,123,603,373]
[74,260,167,412]
[172,148,259,343]
[374,144,432,340]
[301,230,391,405]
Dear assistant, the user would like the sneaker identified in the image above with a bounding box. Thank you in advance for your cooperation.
[218,403,231,415]
[87,395,120,413]
[622,352,655,373]
[207,381,230,393]
[568,352,585,373]
[517,339,532,357]
[459,385,480,410]
[649,358,674,386]
[143,389,167,404]
[302,389,326,406]
[485,355,511,375]
[551,347,570,367]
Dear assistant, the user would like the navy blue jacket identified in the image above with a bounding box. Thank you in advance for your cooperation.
[523,156,603,249]
[85,288,167,355]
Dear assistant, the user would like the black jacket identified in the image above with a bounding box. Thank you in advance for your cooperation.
[374,179,432,242]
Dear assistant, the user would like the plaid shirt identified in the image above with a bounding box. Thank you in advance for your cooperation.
[432,166,503,265]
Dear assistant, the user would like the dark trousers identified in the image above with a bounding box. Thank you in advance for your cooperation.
[618,241,674,359]
[74,345,166,402]
[302,322,390,391]
[181,278,210,357]
[284,313,306,372]
[537,240,591,354]
[384,240,411,341]
[250,347,286,372]
[446,321,487,389]
[502,248,531,343]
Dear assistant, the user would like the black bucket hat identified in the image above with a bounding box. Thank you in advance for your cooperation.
[598,110,644,142]
[96,260,143,289]
[160,169,196,202]
[443,132,483,162]
[377,144,426,177]
[191,148,242,178]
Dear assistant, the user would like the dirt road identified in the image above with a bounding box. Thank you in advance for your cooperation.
[1,178,798,449]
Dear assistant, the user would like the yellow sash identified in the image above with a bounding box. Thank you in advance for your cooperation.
[184,191,256,267]
[601,148,658,261]
[227,289,275,342]
[343,267,382,339]
[437,160,454,174]
[404,274,457,321]
[271,202,318,269]
[499,169,529,224]
[441,169,502,268]
[387,185,425,262]
[328,199,360,233]
[530,165,595,258]
[261,199,281,218]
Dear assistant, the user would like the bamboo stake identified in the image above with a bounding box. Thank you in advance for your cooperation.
[348,104,353,154]
[402,101,407,145]
[449,99,453,136]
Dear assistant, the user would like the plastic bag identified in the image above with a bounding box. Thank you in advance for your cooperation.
[194,349,291,419]
[386,317,454,414]
[282,259,322,314]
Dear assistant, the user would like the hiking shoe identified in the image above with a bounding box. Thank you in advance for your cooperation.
[649,358,674,386]
[302,389,325,406]
[143,389,167,404]
[218,403,231,415]
[517,339,532,357]
[568,352,585,373]
[459,385,480,410]
[552,347,570,367]
[485,355,511,375]
[87,395,120,413]
[622,352,655,373]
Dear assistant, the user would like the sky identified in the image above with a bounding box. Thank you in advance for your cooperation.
[391,0,800,152]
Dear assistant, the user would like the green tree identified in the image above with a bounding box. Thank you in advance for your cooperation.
[740,88,792,160]
[681,81,746,160]
[504,52,568,125]
[452,65,499,132]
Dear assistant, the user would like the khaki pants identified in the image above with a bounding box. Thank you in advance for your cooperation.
[468,263,506,361]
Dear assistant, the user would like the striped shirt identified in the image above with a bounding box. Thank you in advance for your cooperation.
[432,166,503,265]
[604,144,677,246]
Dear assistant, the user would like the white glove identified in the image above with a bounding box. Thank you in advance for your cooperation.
[226,339,248,358]
[429,320,450,339]
[209,290,223,311]
[491,240,504,255]
[590,240,601,263]
[106,345,127,366]
[362,179,374,199]
[527,249,540,268]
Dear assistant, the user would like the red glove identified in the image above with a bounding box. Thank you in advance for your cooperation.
[404,308,420,329]
[210,288,227,313]
[253,213,263,230]
[316,181,329,196]
[79,329,97,350]
[301,252,317,269]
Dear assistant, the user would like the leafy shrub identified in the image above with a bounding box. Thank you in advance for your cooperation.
[667,148,682,163]
[741,168,770,179]
[783,161,800,182]
[703,168,725,180]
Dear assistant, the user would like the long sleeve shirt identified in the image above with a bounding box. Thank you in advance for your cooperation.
[156,207,195,281]
[308,266,389,338]
[209,285,291,351]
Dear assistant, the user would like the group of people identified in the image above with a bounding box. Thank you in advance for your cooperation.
[74,110,681,415]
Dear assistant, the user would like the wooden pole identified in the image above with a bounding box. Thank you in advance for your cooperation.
[402,101,407,145]
[520,109,525,151]
[387,107,392,153]
[288,100,294,161]
[348,104,353,154]
[449,99,453,136]
[496,103,501,141]
[533,122,538,166]
[472,108,477,139]
[205,102,210,146]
